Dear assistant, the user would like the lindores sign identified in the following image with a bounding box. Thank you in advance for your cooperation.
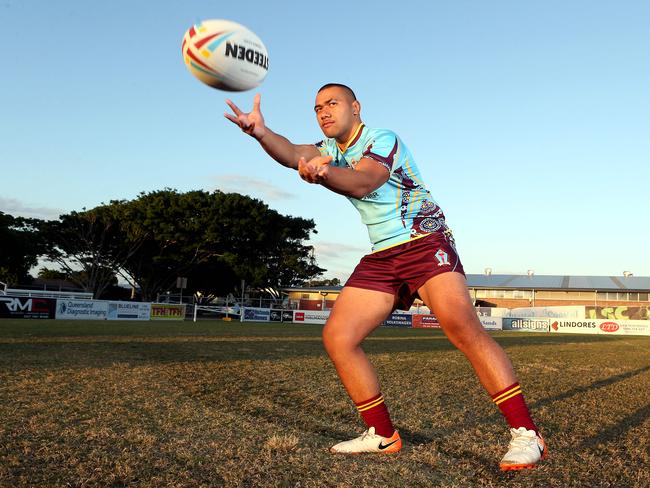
[549,319,650,336]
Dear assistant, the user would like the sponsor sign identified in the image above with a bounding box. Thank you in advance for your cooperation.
[479,316,502,330]
[55,299,108,320]
[269,309,282,322]
[381,312,413,328]
[107,301,151,320]
[502,317,550,332]
[298,310,330,324]
[412,314,440,329]
[510,306,585,319]
[242,307,271,322]
[0,296,56,319]
[594,319,650,336]
[476,307,509,317]
[281,310,294,323]
[586,306,650,321]
[549,319,600,334]
[151,304,186,320]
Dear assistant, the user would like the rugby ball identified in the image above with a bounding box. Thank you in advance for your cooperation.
[181,19,269,91]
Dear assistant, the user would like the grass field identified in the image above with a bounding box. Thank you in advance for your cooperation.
[1,320,649,487]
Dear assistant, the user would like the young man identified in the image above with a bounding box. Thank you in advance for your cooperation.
[225,84,546,470]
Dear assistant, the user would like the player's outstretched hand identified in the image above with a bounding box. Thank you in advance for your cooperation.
[298,155,332,184]
[224,93,267,140]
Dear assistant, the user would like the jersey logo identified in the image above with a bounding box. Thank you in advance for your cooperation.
[435,249,450,266]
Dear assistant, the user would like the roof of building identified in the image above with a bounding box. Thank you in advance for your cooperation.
[465,274,650,291]
[284,275,650,293]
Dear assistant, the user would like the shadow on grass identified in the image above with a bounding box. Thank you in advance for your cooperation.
[530,364,650,410]
[579,401,650,449]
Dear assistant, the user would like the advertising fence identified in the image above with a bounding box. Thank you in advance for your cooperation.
[151,304,186,320]
[56,300,109,320]
[108,301,151,321]
[381,312,413,327]
[2,299,649,335]
[0,296,56,319]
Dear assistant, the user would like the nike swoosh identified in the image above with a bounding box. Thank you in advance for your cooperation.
[378,439,398,450]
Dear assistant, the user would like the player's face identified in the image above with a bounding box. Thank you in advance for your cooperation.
[314,87,358,142]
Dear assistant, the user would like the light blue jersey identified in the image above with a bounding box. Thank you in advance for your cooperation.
[315,124,449,251]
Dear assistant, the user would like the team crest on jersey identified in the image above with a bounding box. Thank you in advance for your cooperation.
[435,249,450,266]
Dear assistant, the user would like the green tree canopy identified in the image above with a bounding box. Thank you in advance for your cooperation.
[0,211,44,285]
[116,189,324,300]
[40,204,144,299]
[39,190,324,301]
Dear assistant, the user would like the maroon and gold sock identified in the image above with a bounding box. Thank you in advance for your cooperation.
[491,382,538,433]
[355,393,395,438]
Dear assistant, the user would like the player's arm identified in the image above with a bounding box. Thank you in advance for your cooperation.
[225,94,319,169]
[298,156,389,199]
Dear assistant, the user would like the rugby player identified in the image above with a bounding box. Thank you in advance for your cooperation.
[225,84,546,470]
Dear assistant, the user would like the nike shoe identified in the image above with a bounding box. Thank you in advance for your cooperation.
[499,427,547,471]
[330,427,402,454]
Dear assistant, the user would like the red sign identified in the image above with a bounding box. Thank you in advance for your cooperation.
[294,312,305,322]
[600,321,620,333]
[412,314,440,329]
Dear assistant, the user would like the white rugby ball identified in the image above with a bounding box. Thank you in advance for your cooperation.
[181,19,269,92]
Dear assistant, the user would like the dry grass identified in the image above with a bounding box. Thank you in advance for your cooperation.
[0,320,649,487]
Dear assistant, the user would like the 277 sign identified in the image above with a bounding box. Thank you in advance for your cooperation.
[0,297,55,319]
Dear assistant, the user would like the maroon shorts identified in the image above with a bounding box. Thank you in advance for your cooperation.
[345,232,465,311]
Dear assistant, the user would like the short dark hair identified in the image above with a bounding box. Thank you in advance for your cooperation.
[317,83,357,101]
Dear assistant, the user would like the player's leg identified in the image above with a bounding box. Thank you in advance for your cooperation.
[323,286,402,453]
[418,271,546,469]
[417,271,517,392]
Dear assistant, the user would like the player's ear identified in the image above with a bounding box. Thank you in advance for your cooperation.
[352,100,361,116]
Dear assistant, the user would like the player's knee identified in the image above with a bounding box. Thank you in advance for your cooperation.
[440,316,485,351]
[322,323,355,355]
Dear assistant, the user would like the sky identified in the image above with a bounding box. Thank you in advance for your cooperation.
[1,0,649,282]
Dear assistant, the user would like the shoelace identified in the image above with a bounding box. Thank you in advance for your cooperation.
[360,429,380,441]
[509,433,537,449]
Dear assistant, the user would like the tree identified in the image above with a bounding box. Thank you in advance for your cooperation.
[116,189,324,301]
[37,189,324,301]
[37,267,68,280]
[308,278,341,287]
[40,204,144,299]
[0,211,44,285]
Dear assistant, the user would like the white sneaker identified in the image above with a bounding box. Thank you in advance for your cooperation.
[500,427,547,471]
[330,427,402,454]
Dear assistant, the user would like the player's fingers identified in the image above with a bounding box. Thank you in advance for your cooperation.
[314,155,333,166]
[224,113,241,125]
[253,93,261,112]
[225,99,243,116]
[298,158,315,182]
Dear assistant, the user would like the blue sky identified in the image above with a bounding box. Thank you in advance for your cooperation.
[1,0,649,281]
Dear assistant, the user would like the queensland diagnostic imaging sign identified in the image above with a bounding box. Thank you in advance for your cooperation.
[55,300,108,320]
